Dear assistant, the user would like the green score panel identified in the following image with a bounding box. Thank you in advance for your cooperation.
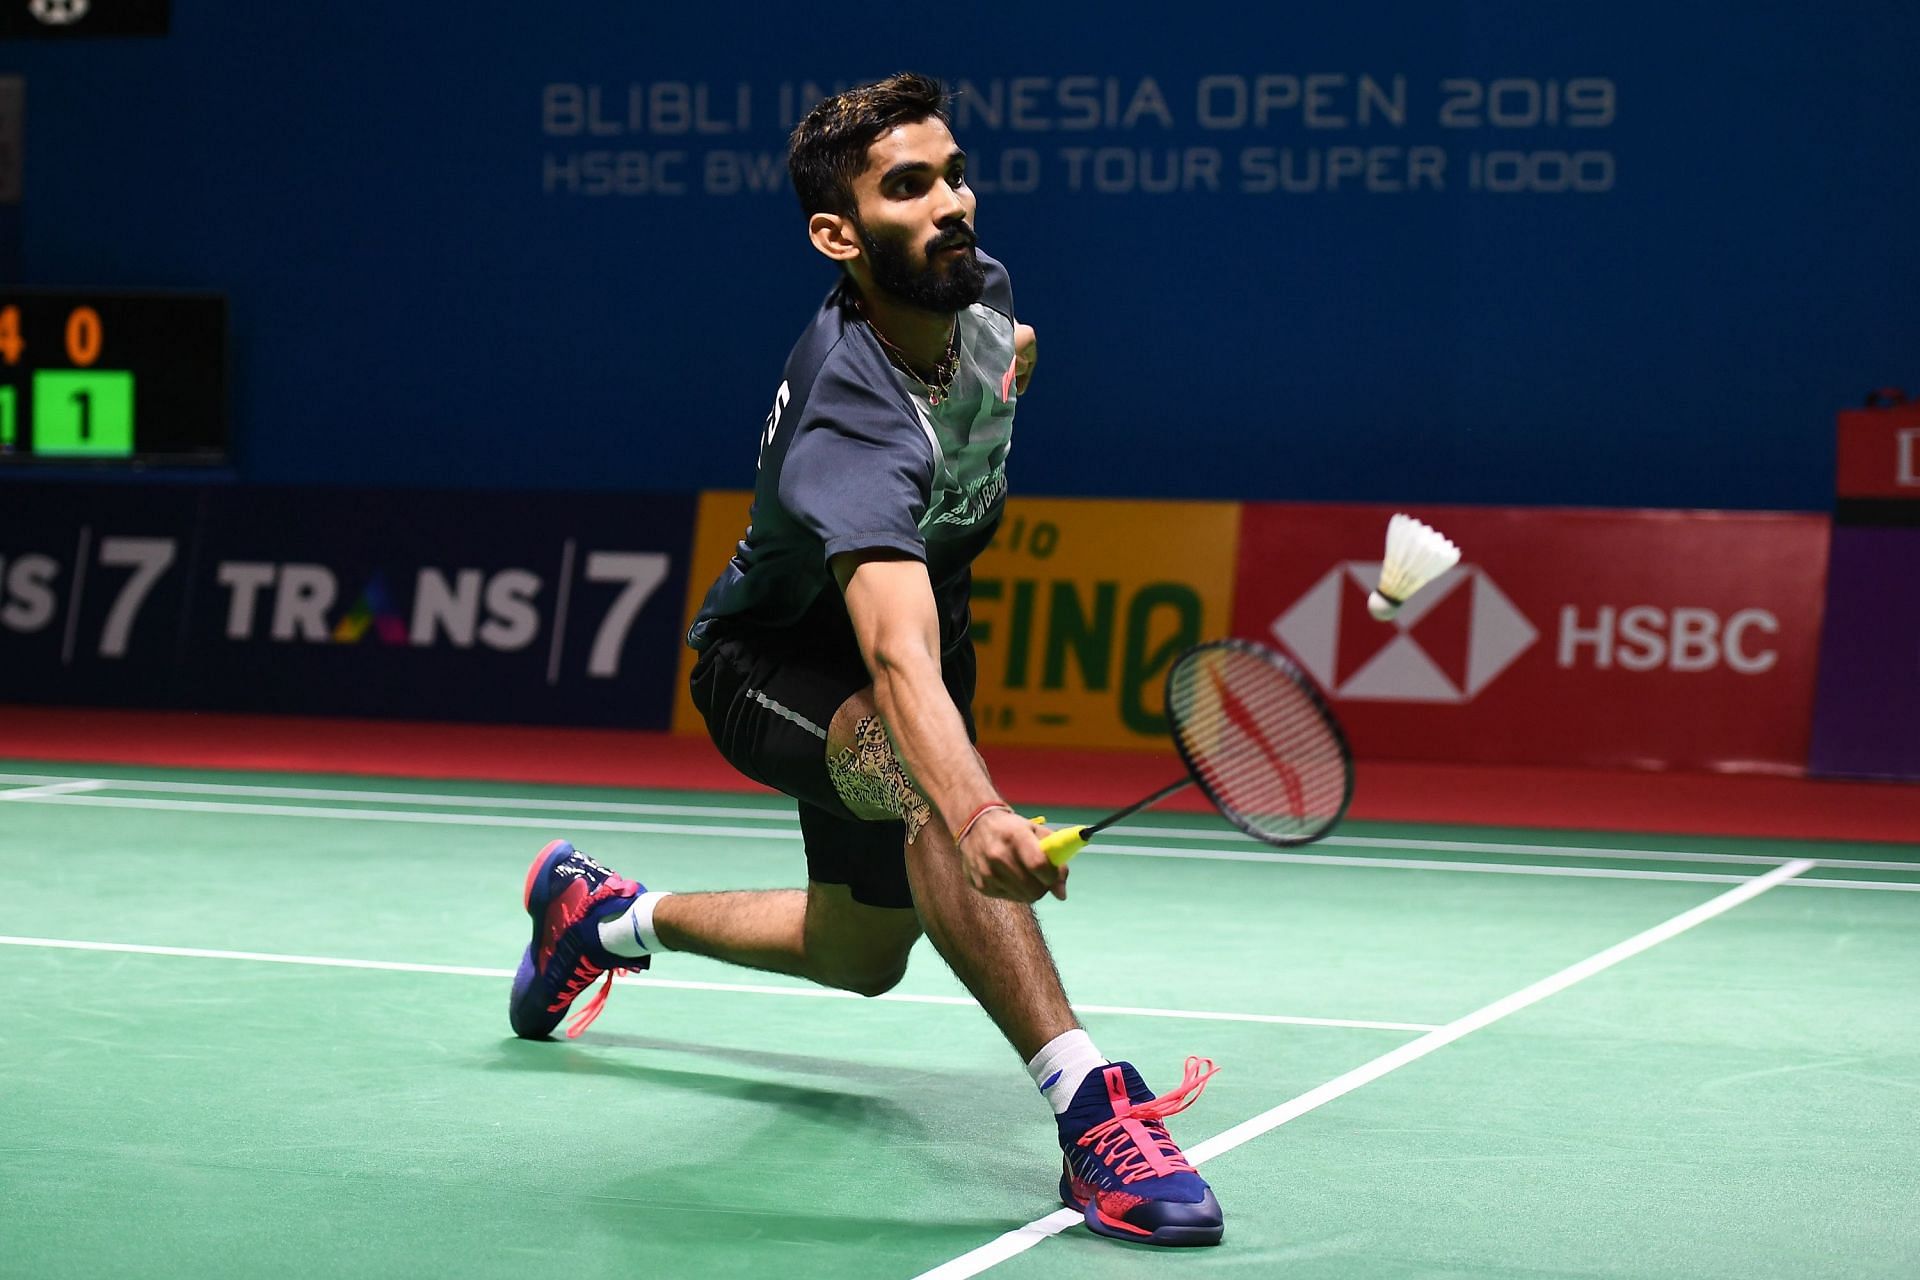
[0,293,226,465]
[26,370,136,457]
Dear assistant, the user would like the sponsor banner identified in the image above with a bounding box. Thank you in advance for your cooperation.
[0,482,204,706]
[1232,504,1830,771]
[0,483,695,727]
[1836,396,1920,502]
[672,492,1241,751]
[970,498,1240,749]
[1809,527,1920,780]
[671,489,755,734]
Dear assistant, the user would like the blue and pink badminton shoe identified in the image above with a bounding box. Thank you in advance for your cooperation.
[509,839,645,1040]
[1056,1058,1224,1246]
[510,840,1221,1245]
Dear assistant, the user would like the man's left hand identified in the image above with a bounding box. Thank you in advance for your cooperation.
[1013,323,1037,395]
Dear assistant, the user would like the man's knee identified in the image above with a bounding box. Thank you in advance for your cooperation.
[833,955,912,998]
[804,880,920,997]
[817,931,917,997]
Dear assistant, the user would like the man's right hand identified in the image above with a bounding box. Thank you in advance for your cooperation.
[958,807,1067,903]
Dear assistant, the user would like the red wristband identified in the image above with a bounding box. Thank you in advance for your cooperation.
[953,800,1013,845]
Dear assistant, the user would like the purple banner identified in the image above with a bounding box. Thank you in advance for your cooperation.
[1810,527,1920,780]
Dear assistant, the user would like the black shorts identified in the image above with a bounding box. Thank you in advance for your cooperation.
[689,622,977,909]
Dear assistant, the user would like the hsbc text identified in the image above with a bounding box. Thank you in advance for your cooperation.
[1556,606,1779,674]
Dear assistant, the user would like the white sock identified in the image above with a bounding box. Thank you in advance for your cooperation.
[1027,1028,1107,1115]
[598,890,674,959]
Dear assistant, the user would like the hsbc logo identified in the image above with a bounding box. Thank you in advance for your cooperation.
[1270,561,1537,704]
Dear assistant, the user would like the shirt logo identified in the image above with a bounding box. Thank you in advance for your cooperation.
[926,466,1006,529]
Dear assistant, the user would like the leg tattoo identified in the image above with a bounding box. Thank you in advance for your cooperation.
[827,715,933,843]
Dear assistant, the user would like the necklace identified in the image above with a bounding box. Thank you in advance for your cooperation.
[862,306,960,406]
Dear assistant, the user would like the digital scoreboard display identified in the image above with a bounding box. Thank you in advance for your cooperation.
[0,292,227,466]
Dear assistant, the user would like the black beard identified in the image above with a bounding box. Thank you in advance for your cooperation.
[856,220,986,313]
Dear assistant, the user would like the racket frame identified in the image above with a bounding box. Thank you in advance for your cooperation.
[1164,637,1356,848]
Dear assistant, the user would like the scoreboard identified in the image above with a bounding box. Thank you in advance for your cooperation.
[0,292,226,465]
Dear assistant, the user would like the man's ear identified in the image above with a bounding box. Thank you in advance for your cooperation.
[810,212,862,264]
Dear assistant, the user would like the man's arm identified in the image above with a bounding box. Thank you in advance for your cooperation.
[832,550,1064,902]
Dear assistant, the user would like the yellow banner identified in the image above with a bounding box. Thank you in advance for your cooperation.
[969,498,1241,748]
[671,489,756,734]
[672,491,1243,750]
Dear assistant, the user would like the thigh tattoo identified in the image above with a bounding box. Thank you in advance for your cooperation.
[827,715,932,842]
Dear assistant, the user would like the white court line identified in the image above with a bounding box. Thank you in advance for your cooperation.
[0,771,796,821]
[0,936,1441,1032]
[0,779,106,801]
[1,770,1914,872]
[0,792,802,840]
[1325,834,1887,870]
[1109,831,1918,874]
[912,858,1818,1280]
[1125,823,1918,866]
[1083,842,1920,891]
[2,789,1916,891]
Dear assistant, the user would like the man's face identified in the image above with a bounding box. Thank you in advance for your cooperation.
[847,116,985,313]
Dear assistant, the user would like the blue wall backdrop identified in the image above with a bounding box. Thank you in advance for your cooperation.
[4,2,1915,509]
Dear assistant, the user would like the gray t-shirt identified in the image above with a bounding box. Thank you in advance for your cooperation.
[687,252,1019,656]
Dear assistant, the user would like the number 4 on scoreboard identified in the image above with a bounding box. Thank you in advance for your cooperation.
[0,305,22,365]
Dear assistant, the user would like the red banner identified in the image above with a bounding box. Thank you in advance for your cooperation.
[1232,505,1830,772]
[1836,394,1920,500]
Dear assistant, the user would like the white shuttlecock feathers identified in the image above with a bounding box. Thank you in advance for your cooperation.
[1368,514,1462,621]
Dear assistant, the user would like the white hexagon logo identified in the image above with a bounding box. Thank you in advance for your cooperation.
[1271,561,1537,703]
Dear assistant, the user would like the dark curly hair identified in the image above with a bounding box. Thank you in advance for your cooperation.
[787,72,950,217]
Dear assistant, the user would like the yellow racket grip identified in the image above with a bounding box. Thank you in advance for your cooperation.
[1039,825,1092,866]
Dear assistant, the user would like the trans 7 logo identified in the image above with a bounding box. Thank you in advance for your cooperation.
[579,550,670,679]
[0,531,177,661]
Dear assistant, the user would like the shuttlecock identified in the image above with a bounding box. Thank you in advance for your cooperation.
[1368,514,1461,621]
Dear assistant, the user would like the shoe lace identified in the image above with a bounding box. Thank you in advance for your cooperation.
[541,872,642,1039]
[555,963,636,1039]
[1076,1056,1217,1184]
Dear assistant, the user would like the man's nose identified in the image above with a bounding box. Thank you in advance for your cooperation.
[933,180,969,222]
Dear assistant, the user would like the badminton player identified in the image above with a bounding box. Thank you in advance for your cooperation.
[509,72,1223,1247]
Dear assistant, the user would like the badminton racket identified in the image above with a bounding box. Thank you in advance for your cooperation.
[1039,639,1354,864]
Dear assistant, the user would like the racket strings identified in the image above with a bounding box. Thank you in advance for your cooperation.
[1171,647,1349,841]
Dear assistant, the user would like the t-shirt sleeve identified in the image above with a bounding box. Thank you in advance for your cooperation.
[976,249,1014,318]
[778,359,934,564]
